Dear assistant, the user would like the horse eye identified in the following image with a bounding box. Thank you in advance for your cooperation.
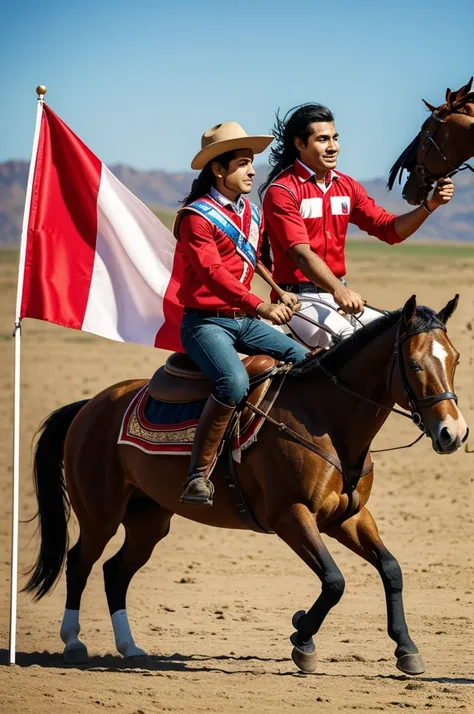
[408,359,423,371]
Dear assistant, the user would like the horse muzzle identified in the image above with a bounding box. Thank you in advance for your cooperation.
[402,169,431,206]
[429,421,469,455]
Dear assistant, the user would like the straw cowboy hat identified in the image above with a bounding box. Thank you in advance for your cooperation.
[191,122,273,170]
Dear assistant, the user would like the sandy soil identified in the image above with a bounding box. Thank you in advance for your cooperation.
[0,245,473,714]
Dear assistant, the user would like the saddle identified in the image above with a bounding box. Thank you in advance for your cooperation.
[148,353,278,432]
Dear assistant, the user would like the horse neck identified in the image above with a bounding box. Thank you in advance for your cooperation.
[298,320,399,465]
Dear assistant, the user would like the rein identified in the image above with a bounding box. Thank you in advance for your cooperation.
[316,321,457,450]
[244,400,346,468]
[247,316,458,458]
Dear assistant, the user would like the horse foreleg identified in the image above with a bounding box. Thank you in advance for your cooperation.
[273,503,346,673]
[326,506,425,675]
[103,497,173,660]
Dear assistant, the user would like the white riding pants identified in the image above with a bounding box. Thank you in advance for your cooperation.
[288,291,383,348]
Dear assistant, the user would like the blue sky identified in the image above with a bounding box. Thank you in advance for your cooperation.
[1,0,473,180]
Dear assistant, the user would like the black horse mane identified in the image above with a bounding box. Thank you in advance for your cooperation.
[387,132,422,190]
[291,306,445,376]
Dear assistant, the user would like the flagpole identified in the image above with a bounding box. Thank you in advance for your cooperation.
[9,85,46,666]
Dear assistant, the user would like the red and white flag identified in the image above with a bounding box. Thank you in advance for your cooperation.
[19,103,185,351]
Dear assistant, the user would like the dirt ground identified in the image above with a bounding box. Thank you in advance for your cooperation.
[0,243,473,714]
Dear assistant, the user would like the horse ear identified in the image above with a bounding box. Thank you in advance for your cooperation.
[403,295,417,325]
[437,294,459,324]
[448,79,474,106]
[445,87,452,103]
[422,98,436,112]
[461,77,474,96]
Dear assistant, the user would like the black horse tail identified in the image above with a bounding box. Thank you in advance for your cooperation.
[23,400,89,600]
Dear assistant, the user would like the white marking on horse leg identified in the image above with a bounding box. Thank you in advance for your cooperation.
[111,609,147,658]
[60,608,87,654]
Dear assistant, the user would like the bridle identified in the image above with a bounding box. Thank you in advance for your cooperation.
[391,322,457,430]
[313,319,458,450]
[245,315,459,460]
[412,108,474,195]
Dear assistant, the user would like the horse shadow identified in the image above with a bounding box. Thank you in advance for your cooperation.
[0,649,291,675]
[1,648,473,685]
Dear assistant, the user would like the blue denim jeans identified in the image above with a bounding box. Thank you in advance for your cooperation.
[181,312,308,406]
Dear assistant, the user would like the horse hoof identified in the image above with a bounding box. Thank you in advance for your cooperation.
[290,629,317,673]
[127,654,151,668]
[118,644,148,659]
[63,644,89,665]
[291,642,318,673]
[396,652,425,675]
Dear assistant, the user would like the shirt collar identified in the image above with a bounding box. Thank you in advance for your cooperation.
[294,159,338,187]
[210,186,246,215]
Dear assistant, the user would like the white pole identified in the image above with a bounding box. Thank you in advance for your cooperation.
[9,86,46,665]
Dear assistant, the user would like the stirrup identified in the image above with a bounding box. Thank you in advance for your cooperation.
[180,475,214,507]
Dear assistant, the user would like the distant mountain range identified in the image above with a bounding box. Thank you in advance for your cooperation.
[1,160,473,245]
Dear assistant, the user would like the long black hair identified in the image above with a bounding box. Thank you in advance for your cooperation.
[259,103,335,200]
[181,150,237,206]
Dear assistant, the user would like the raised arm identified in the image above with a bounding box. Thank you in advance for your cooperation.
[393,179,455,239]
[350,178,455,242]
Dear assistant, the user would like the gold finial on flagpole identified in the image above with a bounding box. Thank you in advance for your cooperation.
[36,85,47,98]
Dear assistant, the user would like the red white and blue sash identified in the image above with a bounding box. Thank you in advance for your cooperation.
[184,195,260,270]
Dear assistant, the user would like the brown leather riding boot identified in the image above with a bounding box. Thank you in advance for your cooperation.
[180,396,236,507]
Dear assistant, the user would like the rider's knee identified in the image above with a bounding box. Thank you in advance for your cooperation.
[214,372,249,407]
[322,569,346,604]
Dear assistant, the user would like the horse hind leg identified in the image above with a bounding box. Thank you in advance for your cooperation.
[60,525,118,664]
[103,496,173,660]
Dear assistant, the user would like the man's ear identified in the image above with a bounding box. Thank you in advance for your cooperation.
[294,136,305,153]
[211,161,223,179]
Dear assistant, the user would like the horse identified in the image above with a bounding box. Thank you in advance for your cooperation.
[388,77,474,205]
[23,295,469,676]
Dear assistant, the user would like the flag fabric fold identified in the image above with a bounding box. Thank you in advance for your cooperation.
[20,104,185,351]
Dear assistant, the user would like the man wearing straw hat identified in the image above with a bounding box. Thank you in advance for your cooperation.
[174,122,309,507]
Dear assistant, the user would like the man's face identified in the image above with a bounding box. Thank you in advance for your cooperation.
[213,149,256,195]
[295,122,339,174]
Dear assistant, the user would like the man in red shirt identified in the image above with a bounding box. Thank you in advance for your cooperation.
[174,122,308,507]
[260,104,455,347]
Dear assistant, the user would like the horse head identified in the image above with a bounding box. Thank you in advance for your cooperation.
[388,78,474,205]
[391,295,469,454]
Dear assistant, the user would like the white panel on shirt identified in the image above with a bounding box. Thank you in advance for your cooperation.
[300,197,323,218]
[330,196,351,215]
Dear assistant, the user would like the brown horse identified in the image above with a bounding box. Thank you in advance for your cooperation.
[388,77,474,205]
[24,296,468,675]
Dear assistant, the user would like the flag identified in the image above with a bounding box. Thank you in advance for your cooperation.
[19,104,185,351]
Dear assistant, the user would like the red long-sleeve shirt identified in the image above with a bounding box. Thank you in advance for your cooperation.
[176,201,264,315]
[263,160,403,283]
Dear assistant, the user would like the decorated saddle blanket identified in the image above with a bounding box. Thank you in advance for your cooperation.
[118,384,271,460]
